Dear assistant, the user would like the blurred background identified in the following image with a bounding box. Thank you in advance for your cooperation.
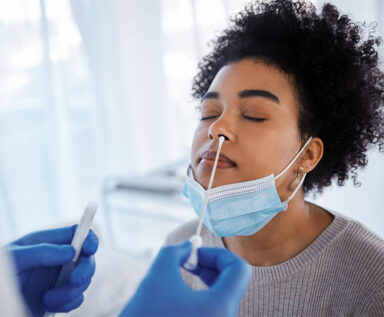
[0,0,383,315]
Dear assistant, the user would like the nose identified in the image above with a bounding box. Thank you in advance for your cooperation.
[207,115,236,142]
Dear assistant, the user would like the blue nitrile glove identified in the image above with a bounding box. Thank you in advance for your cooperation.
[120,240,252,317]
[6,225,98,316]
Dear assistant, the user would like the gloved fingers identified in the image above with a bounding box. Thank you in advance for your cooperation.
[196,247,243,271]
[150,241,192,276]
[156,240,191,268]
[69,254,96,287]
[207,255,252,297]
[186,247,231,286]
[197,247,252,293]
[43,279,90,309]
[193,267,219,286]
[44,294,84,313]
[13,226,99,256]
[10,244,75,272]
[12,225,77,246]
[212,260,252,295]
[81,229,98,256]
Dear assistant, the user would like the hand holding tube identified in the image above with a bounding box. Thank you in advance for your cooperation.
[7,226,98,316]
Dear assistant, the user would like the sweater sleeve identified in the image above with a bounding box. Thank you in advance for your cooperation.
[364,289,384,316]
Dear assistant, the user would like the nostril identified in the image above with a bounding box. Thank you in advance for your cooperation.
[218,134,229,140]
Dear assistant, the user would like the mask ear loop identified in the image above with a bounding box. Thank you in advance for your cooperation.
[184,136,226,270]
[282,173,307,209]
[275,137,313,180]
[280,137,312,208]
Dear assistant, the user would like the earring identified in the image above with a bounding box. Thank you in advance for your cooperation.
[289,167,304,191]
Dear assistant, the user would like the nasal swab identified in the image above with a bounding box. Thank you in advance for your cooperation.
[184,136,225,270]
[44,201,97,317]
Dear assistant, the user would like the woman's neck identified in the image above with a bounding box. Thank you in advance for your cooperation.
[222,195,334,266]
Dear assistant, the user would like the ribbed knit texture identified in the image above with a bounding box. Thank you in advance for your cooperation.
[166,210,384,316]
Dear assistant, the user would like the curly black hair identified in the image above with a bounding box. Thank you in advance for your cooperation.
[192,0,384,194]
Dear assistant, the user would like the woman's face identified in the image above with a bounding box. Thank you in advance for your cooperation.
[191,58,305,199]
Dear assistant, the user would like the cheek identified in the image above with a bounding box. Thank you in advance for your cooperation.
[235,119,299,176]
[237,137,277,176]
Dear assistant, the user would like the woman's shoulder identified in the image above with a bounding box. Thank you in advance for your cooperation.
[336,212,384,253]
[331,211,384,272]
[165,218,199,245]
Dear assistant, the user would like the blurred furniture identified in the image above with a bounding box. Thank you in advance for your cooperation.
[102,159,195,260]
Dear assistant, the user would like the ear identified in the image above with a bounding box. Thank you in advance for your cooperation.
[300,137,324,173]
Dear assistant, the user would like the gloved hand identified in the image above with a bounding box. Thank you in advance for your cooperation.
[7,225,98,316]
[120,241,252,317]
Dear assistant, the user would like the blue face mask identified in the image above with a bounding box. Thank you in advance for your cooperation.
[182,137,312,237]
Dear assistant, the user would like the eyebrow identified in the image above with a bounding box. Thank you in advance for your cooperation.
[201,89,280,104]
[201,92,219,102]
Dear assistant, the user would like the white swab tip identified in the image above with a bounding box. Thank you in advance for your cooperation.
[183,235,203,270]
[189,234,202,248]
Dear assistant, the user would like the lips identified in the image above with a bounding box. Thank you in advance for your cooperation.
[200,150,236,167]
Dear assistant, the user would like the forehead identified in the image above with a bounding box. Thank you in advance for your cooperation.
[207,58,297,103]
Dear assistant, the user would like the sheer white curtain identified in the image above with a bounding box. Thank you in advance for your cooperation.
[0,0,84,240]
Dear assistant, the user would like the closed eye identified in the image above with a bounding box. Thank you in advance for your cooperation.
[242,115,266,122]
[200,115,220,121]
[199,115,266,122]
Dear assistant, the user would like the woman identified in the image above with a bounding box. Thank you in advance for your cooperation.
[166,0,384,315]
